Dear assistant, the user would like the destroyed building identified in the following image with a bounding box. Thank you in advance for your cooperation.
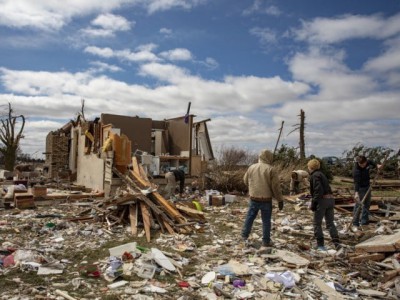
[44,113,214,195]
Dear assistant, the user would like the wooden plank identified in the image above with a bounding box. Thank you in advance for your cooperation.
[334,206,352,214]
[129,170,188,225]
[140,202,152,242]
[176,204,205,219]
[349,253,385,263]
[382,270,399,283]
[129,204,138,236]
[355,230,400,253]
[154,213,165,234]
[162,219,175,234]
[314,278,345,300]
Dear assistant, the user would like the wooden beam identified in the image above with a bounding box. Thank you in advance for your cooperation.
[140,202,152,242]
[349,253,385,263]
[129,204,138,236]
[129,169,188,225]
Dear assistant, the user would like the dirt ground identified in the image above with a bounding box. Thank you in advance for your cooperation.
[0,176,400,299]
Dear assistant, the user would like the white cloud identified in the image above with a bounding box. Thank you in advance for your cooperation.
[89,61,123,73]
[364,37,400,73]
[0,0,136,31]
[160,27,172,35]
[84,46,115,57]
[92,13,131,31]
[289,47,377,100]
[0,0,204,31]
[80,28,116,38]
[198,57,219,70]
[84,45,161,62]
[250,27,277,45]
[243,1,281,16]
[294,13,400,44]
[146,0,206,14]
[81,14,132,38]
[159,48,193,61]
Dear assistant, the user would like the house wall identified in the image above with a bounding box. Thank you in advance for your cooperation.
[45,131,69,179]
[69,128,78,174]
[166,116,192,155]
[76,128,105,191]
[101,114,152,153]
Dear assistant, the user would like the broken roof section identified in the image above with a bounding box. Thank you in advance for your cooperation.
[44,113,214,194]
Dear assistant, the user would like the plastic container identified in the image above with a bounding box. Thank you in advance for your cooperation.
[224,194,236,203]
[137,263,156,279]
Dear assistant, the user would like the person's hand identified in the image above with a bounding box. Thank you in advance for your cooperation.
[377,164,383,169]
[310,201,318,212]
[278,201,284,211]
[354,192,360,203]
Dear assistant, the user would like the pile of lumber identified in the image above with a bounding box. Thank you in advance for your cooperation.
[68,158,206,241]
[350,230,400,285]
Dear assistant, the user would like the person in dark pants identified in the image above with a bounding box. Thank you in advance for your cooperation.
[308,159,340,251]
[353,155,381,227]
[241,149,284,248]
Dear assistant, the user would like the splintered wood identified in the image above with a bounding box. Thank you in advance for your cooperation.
[67,157,205,241]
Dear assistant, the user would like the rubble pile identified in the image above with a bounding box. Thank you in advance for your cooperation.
[1,178,400,299]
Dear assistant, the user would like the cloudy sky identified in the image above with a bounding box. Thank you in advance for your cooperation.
[0,0,399,159]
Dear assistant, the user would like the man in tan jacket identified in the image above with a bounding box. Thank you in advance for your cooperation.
[242,149,284,247]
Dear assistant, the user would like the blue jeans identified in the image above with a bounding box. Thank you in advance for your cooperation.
[353,186,371,226]
[241,200,272,244]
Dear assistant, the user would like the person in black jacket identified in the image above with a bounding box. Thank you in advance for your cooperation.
[308,159,340,251]
[353,155,381,227]
[164,167,185,199]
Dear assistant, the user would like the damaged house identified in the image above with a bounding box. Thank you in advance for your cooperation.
[44,113,214,195]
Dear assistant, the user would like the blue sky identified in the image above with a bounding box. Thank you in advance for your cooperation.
[0,0,399,159]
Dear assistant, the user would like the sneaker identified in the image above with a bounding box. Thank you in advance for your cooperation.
[316,246,327,252]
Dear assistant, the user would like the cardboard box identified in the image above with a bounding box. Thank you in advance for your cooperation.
[14,193,35,209]
[33,185,47,197]
[208,195,225,206]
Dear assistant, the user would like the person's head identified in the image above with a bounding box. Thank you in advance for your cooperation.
[307,159,320,172]
[357,155,368,168]
[291,171,298,180]
[258,149,273,164]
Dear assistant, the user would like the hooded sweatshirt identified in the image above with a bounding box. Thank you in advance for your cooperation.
[243,149,283,202]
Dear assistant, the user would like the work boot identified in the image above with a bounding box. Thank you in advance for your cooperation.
[262,240,274,247]
[332,238,341,250]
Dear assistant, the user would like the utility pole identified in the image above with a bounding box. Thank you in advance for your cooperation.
[287,109,306,159]
[299,109,306,159]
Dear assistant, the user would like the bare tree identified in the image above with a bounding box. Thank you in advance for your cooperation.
[0,103,25,170]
